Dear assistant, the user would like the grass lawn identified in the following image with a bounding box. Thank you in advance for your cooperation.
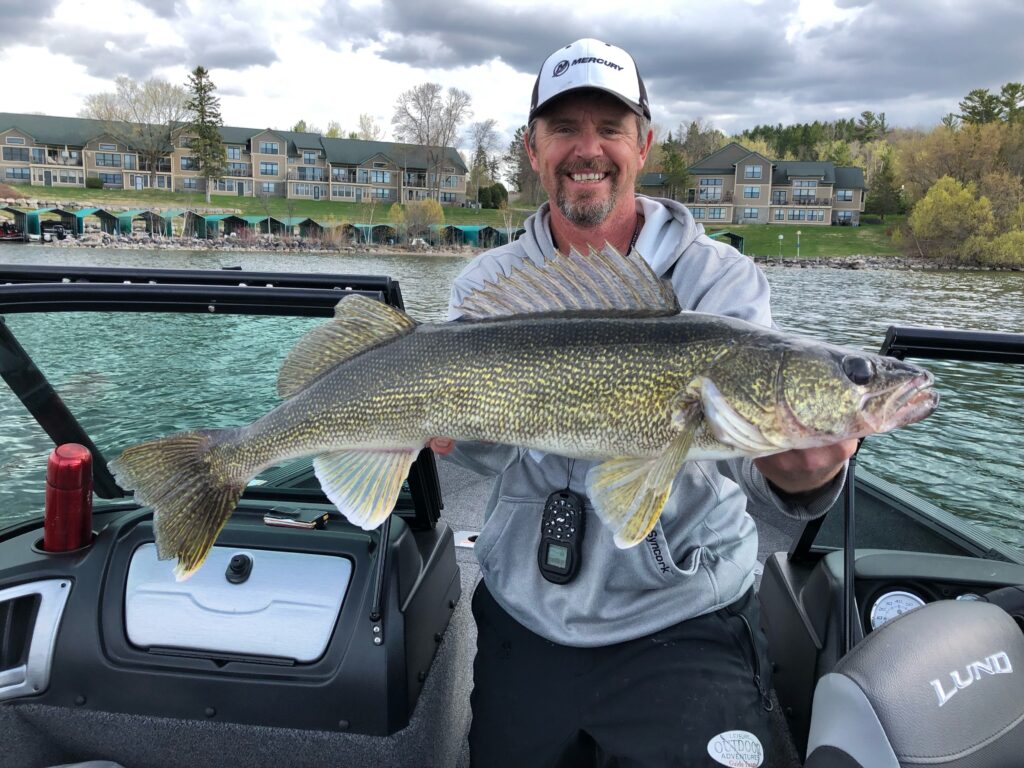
[712,221,900,259]
[2,184,534,229]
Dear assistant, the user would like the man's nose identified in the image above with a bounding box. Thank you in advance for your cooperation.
[572,127,604,158]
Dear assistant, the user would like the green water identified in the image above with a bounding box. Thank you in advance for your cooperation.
[0,244,1021,554]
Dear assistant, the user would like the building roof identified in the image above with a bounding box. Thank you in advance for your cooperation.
[686,141,867,190]
[835,166,866,189]
[772,162,835,185]
[0,112,468,172]
[638,172,668,187]
[688,142,754,174]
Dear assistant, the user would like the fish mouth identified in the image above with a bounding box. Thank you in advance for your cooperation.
[862,370,939,432]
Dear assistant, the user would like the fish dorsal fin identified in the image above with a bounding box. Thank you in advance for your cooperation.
[277,294,416,398]
[455,243,680,320]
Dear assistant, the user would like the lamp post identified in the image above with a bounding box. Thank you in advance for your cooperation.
[796,230,801,259]
[777,233,784,260]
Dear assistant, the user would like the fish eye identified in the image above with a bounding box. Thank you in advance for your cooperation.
[842,356,875,385]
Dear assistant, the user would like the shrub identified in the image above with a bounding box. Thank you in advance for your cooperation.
[85,177,104,189]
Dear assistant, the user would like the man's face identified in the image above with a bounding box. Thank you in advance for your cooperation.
[527,92,651,228]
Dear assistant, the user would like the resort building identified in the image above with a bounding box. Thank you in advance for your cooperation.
[639,142,867,226]
[0,112,468,205]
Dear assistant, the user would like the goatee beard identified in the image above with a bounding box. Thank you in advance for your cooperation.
[555,165,618,227]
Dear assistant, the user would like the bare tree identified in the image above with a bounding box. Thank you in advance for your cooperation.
[357,114,385,141]
[80,76,191,188]
[392,83,472,199]
[325,120,343,138]
[467,118,500,204]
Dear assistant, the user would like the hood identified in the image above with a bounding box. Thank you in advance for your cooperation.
[519,195,704,278]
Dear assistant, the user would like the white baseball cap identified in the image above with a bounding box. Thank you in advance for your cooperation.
[529,38,650,122]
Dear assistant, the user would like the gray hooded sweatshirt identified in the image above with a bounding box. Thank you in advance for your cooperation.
[445,195,843,647]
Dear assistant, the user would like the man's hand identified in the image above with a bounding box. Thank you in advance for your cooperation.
[754,439,858,496]
[429,438,455,455]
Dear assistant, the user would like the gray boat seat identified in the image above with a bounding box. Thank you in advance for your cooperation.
[805,599,1024,767]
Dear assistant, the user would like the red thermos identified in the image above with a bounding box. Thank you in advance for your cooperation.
[43,443,93,552]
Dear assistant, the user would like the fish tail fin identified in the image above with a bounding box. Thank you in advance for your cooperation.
[109,428,245,580]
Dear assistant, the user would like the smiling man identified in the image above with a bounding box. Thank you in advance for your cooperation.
[432,38,855,767]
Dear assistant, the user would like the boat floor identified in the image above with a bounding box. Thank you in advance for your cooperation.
[0,460,804,768]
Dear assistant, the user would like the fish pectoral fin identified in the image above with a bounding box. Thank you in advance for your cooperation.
[698,378,778,454]
[277,295,416,399]
[313,448,420,530]
[586,428,695,548]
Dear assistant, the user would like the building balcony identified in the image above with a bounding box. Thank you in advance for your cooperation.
[224,164,252,177]
[288,170,326,182]
[40,156,84,167]
[331,170,357,183]
[792,197,832,206]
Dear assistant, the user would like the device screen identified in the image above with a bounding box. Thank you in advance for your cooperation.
[546,543,569,570]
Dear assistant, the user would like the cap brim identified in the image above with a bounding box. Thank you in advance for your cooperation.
[530,85,648,122]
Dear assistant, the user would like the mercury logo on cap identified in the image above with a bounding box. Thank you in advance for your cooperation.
[529,38,650,121]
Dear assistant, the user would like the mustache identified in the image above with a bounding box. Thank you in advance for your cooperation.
[558,160,617,176]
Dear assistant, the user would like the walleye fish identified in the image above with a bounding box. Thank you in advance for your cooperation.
[110,244,938,578]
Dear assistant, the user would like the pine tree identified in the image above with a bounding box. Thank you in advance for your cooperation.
[959,88,1005,125]
[865,149,902,221]
[185,66,226,203]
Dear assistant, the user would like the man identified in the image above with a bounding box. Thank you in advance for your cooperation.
[431,38,856,767]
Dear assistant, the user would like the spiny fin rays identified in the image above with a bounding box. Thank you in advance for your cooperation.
[108,429,244,581]
[277,295,416,399]
[455,243,680,320]
[586,418,698,547]
[313,448,420,530]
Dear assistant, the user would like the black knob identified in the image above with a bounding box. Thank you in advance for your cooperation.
[226,553,253,584]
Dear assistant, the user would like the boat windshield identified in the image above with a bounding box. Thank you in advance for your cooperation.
[0,308,409,527]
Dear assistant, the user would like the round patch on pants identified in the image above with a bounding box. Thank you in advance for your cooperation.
[706,730,764,767]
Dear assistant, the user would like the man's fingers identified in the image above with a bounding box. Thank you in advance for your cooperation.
[429,437,455,455]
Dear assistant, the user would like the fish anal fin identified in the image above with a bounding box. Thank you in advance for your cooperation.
[277,295,416,398]
[313,448,419,530]
[586,424,696,548]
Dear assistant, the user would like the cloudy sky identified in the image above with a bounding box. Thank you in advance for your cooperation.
[2,0,1023,150]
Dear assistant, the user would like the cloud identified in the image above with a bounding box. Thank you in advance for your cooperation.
[182,26,279,71]
[132,0,181,18]
[47,32,188,80]
[0,0,62,51]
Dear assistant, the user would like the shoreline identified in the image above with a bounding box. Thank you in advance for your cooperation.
[15,235,1023,272]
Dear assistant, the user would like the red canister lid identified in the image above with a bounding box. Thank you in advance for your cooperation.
[46,443,93,490]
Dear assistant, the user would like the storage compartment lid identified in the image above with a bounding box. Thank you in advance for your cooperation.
[125,543,352,662]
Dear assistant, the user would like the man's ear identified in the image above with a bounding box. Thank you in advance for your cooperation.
[639,128,653,168]
[525,128,541,173]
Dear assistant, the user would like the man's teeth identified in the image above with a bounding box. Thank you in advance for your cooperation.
[571,172,605,182]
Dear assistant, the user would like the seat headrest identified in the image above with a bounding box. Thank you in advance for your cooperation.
[807,600,1024,767]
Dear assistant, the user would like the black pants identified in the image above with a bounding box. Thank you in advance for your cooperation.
[469,582,773,768]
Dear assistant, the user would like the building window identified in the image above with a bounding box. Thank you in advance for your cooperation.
[772,191,787,205]
[809,210,825,221]
[258,141,279,154]
[373,161,387,168]
[179,137,193,148]
[226,162,249,176]
[4,167,30,180]
[371,187,392,199]
[743,186,759,199]
[98,172,122,186]
[180,156,198,171]
[332,185,354,197]
[4,136,25,145]
[788,209,805,221]
[698,178,722,201]
[440,192,456,203]
[260,182,276,193]
[95,152,121,167]
[836,189,853,202]
[303,150,317,164]
[2,146,29,162]
[98,142,117,151]
[259,161,278,176]
[707,207,724,220]
[691,207,705,219]
[774,209,785,221]
[227,146,241,160]
[369,169,390,184]
[743,207,759,219]
[31,148,44,164]
[182,178,198,190]
[123,154,136,170]
[156,175,170,189]
[744,164,762,179]
[836,210,853,223]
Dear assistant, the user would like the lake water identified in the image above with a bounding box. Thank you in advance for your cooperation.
[1,243,1022,554]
